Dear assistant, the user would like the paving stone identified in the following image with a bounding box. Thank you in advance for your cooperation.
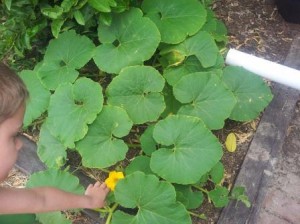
[258,210,292,224]
[262,189,300,224]
[274,173,300,200]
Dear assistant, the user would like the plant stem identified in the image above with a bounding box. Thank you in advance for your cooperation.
[105,203,119,224]
[93,207,109,213]
[188,211,207,220]
[127,143,141,148]
[100,168,110,173]
[192,185,209,194]
[192,185,212,203]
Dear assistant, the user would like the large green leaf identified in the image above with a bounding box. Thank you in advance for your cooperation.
[37,62,78,91]
[76,105,133,168]
[163,56,204,86]
[150,115,223,184]
[125,156,154,175]
[140,125,156,156]
[0,214,37,224]
[174,185,204,210]
[94,8,161,74]
[112,172,191,224]
[209,161,224,184]
[37,124,67,169]
[36,212,71,224]
[174,72,236,130]
[222,66,273,121]
[106,65,165,124]
[47,78,103,148]
[37,30,95,90]
[161,84,182,118]
[163,55,224,86]
[160,31,219,68]
[27,168,84,193]
[19,70,51,128]
[27,169,84,224]
[202,17,228,43]
[142,0,206,44]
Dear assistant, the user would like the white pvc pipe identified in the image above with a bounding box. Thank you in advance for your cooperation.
[225,48,300,90]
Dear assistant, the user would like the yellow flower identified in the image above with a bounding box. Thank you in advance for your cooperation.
[105,171,124,191]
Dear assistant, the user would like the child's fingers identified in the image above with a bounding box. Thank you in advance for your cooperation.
[100,183,110,193]
[100,183,107,189]
[94,181,101,187]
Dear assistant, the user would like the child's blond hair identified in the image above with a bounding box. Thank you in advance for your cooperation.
[0,63,29,124]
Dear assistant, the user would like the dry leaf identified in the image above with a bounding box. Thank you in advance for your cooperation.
[225,133,237,152]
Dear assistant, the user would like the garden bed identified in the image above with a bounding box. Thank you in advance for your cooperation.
[4,0,300,223]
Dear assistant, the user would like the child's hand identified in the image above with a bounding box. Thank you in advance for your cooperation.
[84,181,110,209]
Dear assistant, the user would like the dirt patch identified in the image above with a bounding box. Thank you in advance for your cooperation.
[215,0,300,63]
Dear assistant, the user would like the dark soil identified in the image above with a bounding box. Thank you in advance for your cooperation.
[215,0,300,63]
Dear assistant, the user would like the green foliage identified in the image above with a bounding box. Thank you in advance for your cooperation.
[0,214,38,224]
[230,186,251,208]
[151,115,222,184]
[76,105,133,168]
[106,65,165,124]
[113,172,192,224]
[47,78,103,148]
[14,0,266,222]
[222,66,273,121]
[26,169,84,223]
[160,31,219,68]
[35,212,71,224]
[175,184,204,209]
[94,8,161,74]
[125,156,154,175]
[0,0,47,61]
[37,124,67,168]
[19,70,51,127]
[173,72,236,130]
[209,162,224,184]
[142,0,207,44]
[37,30,95,90]
[208,186,229,208]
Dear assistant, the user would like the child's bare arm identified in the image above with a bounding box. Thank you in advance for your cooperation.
[0,182,109,214]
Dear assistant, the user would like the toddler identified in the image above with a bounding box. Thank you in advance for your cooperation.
[0,63,109,215]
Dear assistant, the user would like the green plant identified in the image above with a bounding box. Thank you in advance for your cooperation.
[18,0,272,223]
[0,0,48,62]
[0,0,129,64]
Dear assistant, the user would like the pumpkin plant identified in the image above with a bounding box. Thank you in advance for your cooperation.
[17,0,273,223]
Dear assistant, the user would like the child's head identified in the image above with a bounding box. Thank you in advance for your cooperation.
[0,63,29,124]
[0,63,29,181]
